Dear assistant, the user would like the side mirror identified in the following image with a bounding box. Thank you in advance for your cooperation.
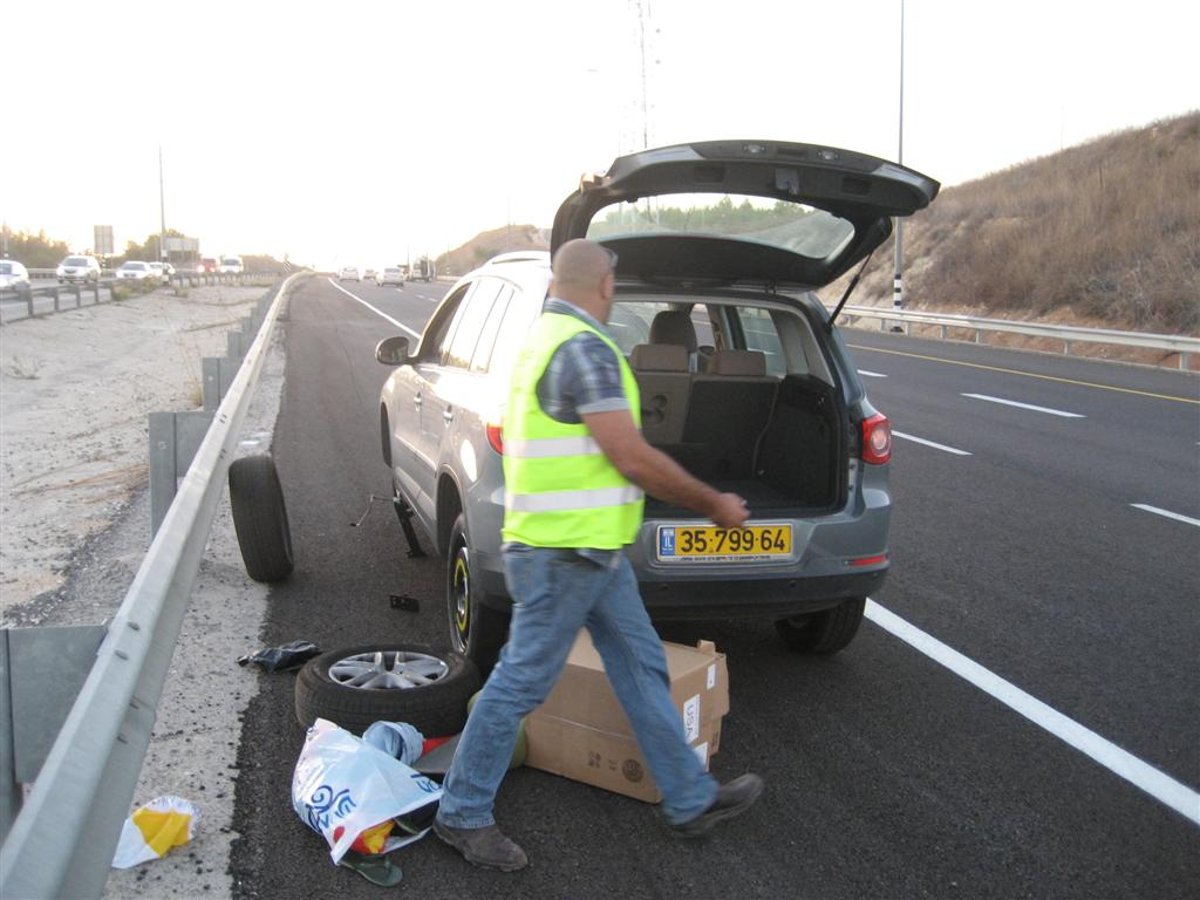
[375,335,413,366]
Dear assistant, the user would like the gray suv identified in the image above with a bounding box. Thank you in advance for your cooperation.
[376,139,938,673]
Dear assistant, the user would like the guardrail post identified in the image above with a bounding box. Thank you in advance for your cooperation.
[25,292,34,318]
[0,626,107,846]
[1,631,20,844]
[148,410,216,535]
[52,287,60,313]
[201,357,238,410]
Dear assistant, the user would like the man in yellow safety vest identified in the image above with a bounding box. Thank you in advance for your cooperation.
[434,239,763,871]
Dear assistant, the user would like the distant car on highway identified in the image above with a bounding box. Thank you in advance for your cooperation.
[149,261,175,282]
[338,266,361,282]
[116,260,155,280]
[376,266,406,286]
[219,255,244,274]
[56,255,102,283]
[363,268,377,281]
[0,259,31,292]
[197,258,218,274]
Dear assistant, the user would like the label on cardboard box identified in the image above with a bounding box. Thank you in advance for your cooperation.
[682,694,701,743]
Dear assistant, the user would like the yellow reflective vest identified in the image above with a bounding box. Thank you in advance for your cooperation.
[502,311,643,549]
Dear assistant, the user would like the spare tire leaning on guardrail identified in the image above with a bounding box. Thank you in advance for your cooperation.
[228,454,294,582]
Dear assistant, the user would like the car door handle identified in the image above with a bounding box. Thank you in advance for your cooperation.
[442,407,454,423]
[413,392,422,407]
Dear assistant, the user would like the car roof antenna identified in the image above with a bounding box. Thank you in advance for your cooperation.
[827,249,875,331]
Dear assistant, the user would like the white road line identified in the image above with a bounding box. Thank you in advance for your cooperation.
[962,393,1085,418]
[327,278,420,338]
[865,600,1200,826]
[892,431,972,456]
[857,369,888,378]
[1130,504,1200,528]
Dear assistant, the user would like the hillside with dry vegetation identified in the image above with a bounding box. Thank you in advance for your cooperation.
[437,224,549,278]
[830,112,1199,337]
[439,114,1198,338]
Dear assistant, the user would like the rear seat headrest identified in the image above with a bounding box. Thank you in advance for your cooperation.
[649,310,698,352]
[710,349,767,376]
[630,343,689,372]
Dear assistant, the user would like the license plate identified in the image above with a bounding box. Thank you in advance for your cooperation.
[656,523,793,563]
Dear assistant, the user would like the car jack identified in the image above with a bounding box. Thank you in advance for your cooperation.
[392,493,427,558]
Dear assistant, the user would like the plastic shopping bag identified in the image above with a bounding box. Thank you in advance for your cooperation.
[111,795,200,869]
[291,718,442,864]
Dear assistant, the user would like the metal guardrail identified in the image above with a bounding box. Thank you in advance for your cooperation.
[836,305,1200,370]
[25,267,278,286]
[0,272,304,899]
[1,273,282,323]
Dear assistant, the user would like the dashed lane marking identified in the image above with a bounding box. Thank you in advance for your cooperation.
[1130,504,1200,528]
[892,431,972,455]
[963,393,1086,418]
[847,344,1199,405]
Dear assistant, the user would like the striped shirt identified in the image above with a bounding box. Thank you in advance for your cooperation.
[535,298,629,424]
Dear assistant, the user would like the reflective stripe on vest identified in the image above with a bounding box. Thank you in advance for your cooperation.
[502,312,642,549]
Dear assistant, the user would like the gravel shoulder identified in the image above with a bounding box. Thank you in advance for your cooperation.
[0,281,291,898]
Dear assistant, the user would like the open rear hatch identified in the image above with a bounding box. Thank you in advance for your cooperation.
[552,139,939,303]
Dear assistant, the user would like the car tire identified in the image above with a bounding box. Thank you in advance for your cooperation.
[295,643,481,737]
[228,454,294,583]
[447,512,510,678]
[774,597,865,654]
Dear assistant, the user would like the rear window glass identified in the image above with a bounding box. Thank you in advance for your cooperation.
[0,263,12,275]
[444,280,501,368]
[731,307,787,377]
[585,193,855,260]
[607,302,715,356]
[65,257,90,266]
[470,285,514,373]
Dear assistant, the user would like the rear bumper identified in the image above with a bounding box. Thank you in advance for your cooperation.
[477,544,887,618]
[638,568,887,619]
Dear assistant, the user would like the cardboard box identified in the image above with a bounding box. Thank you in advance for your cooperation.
[524,631,729,803]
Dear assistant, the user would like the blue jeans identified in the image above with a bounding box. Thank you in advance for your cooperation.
[437,544,718,828]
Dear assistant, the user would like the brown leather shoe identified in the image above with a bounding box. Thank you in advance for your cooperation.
[433,819,529,871]
[670,773,764,838]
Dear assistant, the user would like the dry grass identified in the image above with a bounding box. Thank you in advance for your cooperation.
[831,112,1200,337]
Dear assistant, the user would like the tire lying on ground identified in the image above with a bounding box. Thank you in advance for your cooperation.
[295,643,481,738]
[228,454,294,583]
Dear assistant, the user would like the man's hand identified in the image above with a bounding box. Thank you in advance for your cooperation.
[708,492,750,530]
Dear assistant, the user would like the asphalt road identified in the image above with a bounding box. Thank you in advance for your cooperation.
[228,276,1199,899]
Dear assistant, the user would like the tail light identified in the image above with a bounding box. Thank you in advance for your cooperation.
[485,421,504,455]
[861,413,891,465]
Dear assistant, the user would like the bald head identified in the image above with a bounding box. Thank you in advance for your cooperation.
[550,239,616,320]
[552,238,615,286]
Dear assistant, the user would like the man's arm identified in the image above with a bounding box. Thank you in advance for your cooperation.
[582,408,749,530]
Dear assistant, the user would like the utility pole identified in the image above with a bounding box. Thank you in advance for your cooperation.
[892,0,906,330]
[159,145,167,264]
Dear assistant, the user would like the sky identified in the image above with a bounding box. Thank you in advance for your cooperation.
[3,0,1196,271]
